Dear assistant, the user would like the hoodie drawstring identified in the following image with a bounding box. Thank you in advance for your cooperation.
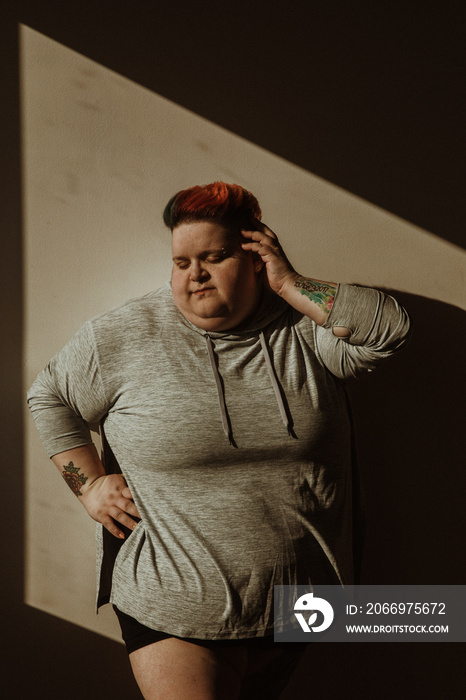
[205,335,235,446]
[259,331,293,436]
[205,332,293,446]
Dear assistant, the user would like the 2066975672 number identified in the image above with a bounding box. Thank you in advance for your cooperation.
[366,603,446,615]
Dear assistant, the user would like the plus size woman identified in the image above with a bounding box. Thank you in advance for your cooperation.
[28,182,410,699]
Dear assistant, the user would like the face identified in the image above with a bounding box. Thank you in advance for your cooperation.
[171,221,263,331]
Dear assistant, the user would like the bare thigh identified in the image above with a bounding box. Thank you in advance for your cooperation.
[130,640,304,700]
[129,637,248,700]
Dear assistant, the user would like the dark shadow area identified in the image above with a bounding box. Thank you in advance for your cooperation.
[351,291,466,586]
[2,1,464,698]
[13,0,466,249]
[282,291,466,699]
[283,641,463,700]
[3,608,143,699]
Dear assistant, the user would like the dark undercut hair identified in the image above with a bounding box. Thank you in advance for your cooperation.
[163,182,262,233]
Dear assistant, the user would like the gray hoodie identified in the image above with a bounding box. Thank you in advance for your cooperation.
[27,282,410,639]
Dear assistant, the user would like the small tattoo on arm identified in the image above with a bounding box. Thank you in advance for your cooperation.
[294,277,336,314]
[62,461,88,497]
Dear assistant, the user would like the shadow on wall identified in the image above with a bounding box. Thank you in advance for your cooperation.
[348,290,465,587]
[281,290,466,700]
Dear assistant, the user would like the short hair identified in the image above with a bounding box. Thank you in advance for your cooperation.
[163,182,262,231]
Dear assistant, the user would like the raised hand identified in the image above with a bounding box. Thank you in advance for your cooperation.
[241,221,298,296]
[241,221,346,331]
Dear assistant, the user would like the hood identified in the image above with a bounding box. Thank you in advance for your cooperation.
[166,281,295,447]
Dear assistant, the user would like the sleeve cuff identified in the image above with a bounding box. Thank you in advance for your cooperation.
[322,283,383,345]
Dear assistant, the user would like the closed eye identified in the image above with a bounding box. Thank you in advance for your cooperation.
[205,255,227,264]
[172,251,230,268]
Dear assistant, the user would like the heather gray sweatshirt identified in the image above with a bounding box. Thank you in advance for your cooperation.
[27,282,410,639]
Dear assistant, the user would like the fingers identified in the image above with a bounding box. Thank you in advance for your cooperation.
[105,493,141,538]
[118,493,141,520]
[112,506,139,530]
[241,229,281,257]
[251,219,277,239]
[83,474,142,539]
[241,224,277,244]
[110,477,142,520]
[103,504,140,540]
[102,516,127,540]
[240,224,296,295]
[121,486,141,514]
[121,485,135,502]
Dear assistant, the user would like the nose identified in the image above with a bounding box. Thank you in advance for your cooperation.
[189,260,209,282]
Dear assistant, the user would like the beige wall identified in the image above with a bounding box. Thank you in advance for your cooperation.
[22,25,466,642]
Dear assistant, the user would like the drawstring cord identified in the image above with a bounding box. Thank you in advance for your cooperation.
[259,331,292,435]
[205,332,293,446]
[205,335,235,446]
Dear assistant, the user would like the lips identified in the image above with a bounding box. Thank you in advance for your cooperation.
[192,287,215,295]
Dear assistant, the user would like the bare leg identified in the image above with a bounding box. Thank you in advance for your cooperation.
[129,637,248,700]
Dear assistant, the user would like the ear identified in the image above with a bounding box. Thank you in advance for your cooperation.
[252,252,264,273]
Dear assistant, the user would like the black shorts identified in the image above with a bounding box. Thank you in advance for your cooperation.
[113,605,308,655]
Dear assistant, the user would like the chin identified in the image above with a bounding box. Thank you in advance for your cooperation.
[192,316,233,332]
[182,303,232,331]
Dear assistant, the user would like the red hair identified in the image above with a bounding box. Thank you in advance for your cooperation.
[163,182,261,230]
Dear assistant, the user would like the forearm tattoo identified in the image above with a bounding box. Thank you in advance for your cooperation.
[294,277,336,314]
[62,461,88,497]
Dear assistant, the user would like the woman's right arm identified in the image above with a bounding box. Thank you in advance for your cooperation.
[28,321,140,538]
[51,443,140,539]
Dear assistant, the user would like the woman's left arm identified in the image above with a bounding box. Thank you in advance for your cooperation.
[241,223,411,378]
[241,223,351,336]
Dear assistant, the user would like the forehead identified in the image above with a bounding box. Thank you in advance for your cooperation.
[171,221,237,255]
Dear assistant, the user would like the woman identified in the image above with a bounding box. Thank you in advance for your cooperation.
[28,182,410,699]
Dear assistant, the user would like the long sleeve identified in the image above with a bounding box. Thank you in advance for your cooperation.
[314,283,411,380]
[27,322,109,457]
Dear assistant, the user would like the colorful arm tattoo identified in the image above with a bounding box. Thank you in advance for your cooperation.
[62,461,88,497]
[294,277,336,314]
